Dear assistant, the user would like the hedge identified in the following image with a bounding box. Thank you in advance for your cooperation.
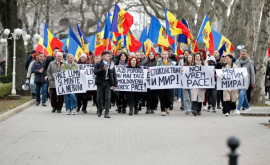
[0,83,12,98]
[0,76,12,83]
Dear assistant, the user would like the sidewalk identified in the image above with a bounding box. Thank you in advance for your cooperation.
[0,101,269,165]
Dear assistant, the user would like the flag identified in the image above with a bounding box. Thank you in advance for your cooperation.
[144,39,151,56]
[197,15,215,54]
[211,28,234,53]
[188,39,198,53]
[43,23,63,55]
[148,16,169,47]
[177,44,183,55]
[178,18,189,44]
[111,4,133,35]
[68,37,84,60]
[61,38,68,52]
[35,37,49,56]
[87,35,96,51]
[68,26,82,48]
[76,24,89,54]
[95,20,105,56]
[126,31,142,52]
[43,23,54,55]
[139,27,148,52]
[218,43,227,57]
[103,12,112,50]
[268,41,270,57]
[165,9,191,38]
[113,35,122,55]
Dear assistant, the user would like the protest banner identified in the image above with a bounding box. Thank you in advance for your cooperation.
[78,64,97,90]
[182,66,215,89]
[216,68,249,90]
[78,64,93,70]
[149,66,182,89]
[115,66,148,92]
[55,70,87,95]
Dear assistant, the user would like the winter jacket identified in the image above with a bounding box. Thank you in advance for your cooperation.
[26,61,35,80]
[25,56,34,71]
[156,58,174,66]
[47,60,63,88]
[222,63,239,102]
[235,56,255,86]
[31,60,47,83]
[190,61,206,102]
[144,59,156,67]
[61,62,78,71]
[94,60,117,87]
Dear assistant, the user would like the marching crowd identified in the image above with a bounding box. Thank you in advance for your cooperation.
[24,46,270,118]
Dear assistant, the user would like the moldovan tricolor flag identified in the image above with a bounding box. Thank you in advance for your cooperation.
[148,16,170,48]
[95,20,105,56]
[76,24,90,54]
[126,31,142,52]
[212,28,234,54]
[197,15,215,54]
[68,37,84,60]
[111,4,133,35]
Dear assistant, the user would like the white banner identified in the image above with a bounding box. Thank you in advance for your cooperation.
[216,68,249,90]
[55,70,87,95]
[149,66,182,89]
[182,66,215,89]
[78,64,97,90]
[115,66,148,92]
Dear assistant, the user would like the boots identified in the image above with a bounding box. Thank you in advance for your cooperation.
[118,105,122,113]
[134,108,138,115]
[129,107,133,116]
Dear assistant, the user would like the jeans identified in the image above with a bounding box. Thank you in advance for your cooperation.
[64,93,77,111]
[177,88,182,99]
[30,77,36,94]
[35,82,48,104]
[237,89,250,110]
[182,89,191,112]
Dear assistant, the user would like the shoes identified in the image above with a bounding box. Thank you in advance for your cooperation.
[36,102,40,106]
[72,109,76,115]
[57,109,62,113]
[161,112,166,116]
[122,108,126,114]
[146,109,150,114]
[117,106,122,113]
[217,105,222,109]
[212,108,216,113]
[169,105,173,110]
[192,110,198,116]
[197,111,201,116]
[151,109,155,114]
[242,107,245,110]
[104,114,111,118]
[202,106,207,111]
[244,108,251,113]
[177,99,181,102]
[134,108,138,115]
[51,108,56,113]
[76,107,81,112]
[207,106,211,111]
[185,111,190,115]
[180,106,184,110]
[165,108,170,114]
[235,110,240,115]
[129,108,133,116]
[225,113,229,116]
[42,103,47,107]
[82,109,87,113]
[66,110,71,115]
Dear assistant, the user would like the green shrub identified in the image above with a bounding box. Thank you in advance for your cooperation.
[0,76,12,83]
[0,83,12,98]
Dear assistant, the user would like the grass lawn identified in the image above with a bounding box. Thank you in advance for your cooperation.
[0,96,32,114]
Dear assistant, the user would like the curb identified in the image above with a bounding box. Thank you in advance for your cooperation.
[0,99,35,123]
[241,113,270,117]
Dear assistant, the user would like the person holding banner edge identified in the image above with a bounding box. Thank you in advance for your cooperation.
[156,51,174,116]
[190,53,206,116]
[62,54,79,115]
[94,51,117,118]
[235,49,255,114]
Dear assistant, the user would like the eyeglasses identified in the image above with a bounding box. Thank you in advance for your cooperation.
[222,56,226,58]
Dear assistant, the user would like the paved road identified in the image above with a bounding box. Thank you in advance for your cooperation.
[0,101,269,165]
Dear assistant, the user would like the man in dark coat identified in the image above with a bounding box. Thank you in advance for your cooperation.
[94,51,118,118]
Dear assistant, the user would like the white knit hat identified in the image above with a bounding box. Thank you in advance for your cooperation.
[80,54,87,59]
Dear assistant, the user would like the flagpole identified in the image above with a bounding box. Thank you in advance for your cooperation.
[106,34,109,51]
[193,15,206,52]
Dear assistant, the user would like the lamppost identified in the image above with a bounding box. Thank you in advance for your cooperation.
[3,28,23,95]
[0,38,8,76]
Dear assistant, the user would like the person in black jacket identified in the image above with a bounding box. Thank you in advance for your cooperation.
[31,53,48,106]
[94,51,117,118]
[25,50,36,71]
[144,51,158,114]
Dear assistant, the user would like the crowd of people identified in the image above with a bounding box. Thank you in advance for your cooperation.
[24,46,270,118]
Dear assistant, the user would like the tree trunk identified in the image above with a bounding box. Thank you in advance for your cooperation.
[251,0,270,104]
[0,0,27,94]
